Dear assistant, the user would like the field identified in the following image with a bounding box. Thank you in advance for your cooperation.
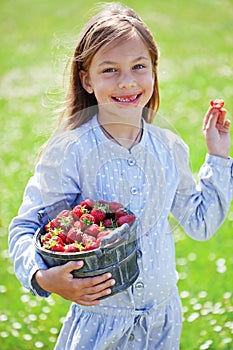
[0,0,233,349]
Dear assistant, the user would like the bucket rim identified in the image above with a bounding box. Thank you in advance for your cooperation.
[34,218,138,259]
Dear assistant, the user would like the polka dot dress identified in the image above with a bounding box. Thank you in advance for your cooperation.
[9,115,233,349]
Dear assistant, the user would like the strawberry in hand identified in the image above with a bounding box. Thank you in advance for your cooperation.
[203,98,230,159]
[210,99,224,110]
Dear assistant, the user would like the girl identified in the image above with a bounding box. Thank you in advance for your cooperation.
[9,2,233,349]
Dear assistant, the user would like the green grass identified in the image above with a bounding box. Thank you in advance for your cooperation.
[1,0,233,349]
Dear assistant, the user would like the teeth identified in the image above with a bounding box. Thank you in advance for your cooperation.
[115,95,138,102]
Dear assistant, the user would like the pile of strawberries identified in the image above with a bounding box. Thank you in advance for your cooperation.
[40,199,136,253]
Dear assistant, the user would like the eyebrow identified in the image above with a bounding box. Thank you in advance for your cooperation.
[98,56,150,67]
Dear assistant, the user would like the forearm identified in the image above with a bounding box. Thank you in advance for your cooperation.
[172,154,233,240]
[8,213,50,297]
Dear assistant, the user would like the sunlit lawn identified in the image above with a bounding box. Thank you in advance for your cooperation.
[0,0,233,349]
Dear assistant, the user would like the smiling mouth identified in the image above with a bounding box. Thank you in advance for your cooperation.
[112,94,141,103]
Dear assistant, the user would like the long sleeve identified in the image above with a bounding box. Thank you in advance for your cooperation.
[8,175,52,297]
[171,138,233,240]
[8,131,81,296]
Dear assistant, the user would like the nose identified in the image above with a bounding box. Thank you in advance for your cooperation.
[118,71,136,89]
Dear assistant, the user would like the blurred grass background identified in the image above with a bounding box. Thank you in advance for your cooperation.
[0,0,233,349]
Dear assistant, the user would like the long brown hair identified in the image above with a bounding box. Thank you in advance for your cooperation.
[58,2,160,130]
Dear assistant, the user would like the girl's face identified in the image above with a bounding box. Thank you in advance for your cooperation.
[80,33,155,122]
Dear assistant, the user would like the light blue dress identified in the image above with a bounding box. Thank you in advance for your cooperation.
[9,115,233,349]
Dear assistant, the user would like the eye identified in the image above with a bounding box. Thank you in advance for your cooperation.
[103,67,117,73]
[133,64,145,70]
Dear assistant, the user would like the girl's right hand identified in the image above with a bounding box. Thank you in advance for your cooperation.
[34,261,115,306]
[202,106,231,158]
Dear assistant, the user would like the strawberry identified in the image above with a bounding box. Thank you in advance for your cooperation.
[80,213,95,227]
[45,221,54,231]
[45,236,65,252]
[41,232,53,244]
[108,201,123,213]
[90,208,106,224]
[97,230,112,241]
[50,227,67,243]
[65,243,82,253]
[66,227,82,244]
[72,204,88,219]
[81,234,100,251]
[82,241,100,251]
[81,233,97,246]
[45,211,73,233]
[58,230,67,243]
[51,243,65,252]
[58,213,74,233]
[73,219,86,231]
[45,217,61,231]
[117,214,136,227]
[84,224,101,237]
[115,208,129,219]
[90,201,107,223]
[103,218,115,228]
[80,198,95,210]
[210,99,224,109]
[57,209,71,217]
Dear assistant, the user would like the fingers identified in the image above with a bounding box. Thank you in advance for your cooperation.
[55,262,116,305]
[203,105,231,159]
[75,272,115,294]
[203,107,228,132]
[217,119,231,133]
[215,108,230,132]
[203,108,218,131]
[78,277,115,305]
[61,260,84,273]
[203,108,214,131]
[72,273,115,306]
[82,273,115,293]
[223,119,231,130]
[216,108,227,126]
[63,262,114,291]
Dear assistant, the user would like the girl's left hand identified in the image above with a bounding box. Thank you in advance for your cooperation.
[202,107,231,159]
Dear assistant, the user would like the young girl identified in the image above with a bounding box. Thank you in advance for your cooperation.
[9,2,232,349]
